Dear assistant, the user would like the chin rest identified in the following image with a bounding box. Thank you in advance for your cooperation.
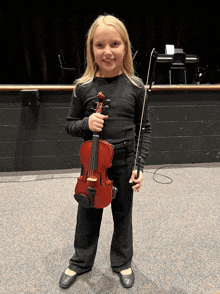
[74,186,118,208]
[74,194,90,208]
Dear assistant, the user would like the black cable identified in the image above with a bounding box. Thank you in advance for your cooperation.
[152,165,173,184]
[144,165,173,184]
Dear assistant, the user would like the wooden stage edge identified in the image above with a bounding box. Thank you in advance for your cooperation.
[0,84,220,91]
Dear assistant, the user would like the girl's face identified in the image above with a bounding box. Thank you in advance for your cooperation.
[92,24,127,78]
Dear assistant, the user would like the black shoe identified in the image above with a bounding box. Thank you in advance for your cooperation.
[119,269,135,288]
[59,270,78,289]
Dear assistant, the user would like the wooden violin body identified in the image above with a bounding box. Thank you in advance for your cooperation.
[75,139,114,208]
[74,92,117,209]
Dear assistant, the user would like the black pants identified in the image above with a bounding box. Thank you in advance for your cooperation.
[69,141,134,274]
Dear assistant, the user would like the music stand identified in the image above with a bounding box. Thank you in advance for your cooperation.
[58,55,75,71]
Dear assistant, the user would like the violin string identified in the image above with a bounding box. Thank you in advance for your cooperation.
[90,141,94,178]
[88,94,104,181]
[89,101,101,178]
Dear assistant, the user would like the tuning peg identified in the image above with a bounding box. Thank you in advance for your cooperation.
[102,105,110,115]
[104,99,111,105]
[91,100,98,112]
[92,101,98,107]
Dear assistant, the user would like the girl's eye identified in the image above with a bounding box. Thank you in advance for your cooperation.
[112,42,119,47]
[96,43,103,48]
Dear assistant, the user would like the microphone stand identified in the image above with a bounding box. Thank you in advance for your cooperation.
[135,48,158,178]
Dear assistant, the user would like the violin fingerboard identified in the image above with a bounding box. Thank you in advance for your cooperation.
[89,133,99,170]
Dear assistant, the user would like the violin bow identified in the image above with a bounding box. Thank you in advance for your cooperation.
[134,48,158,178]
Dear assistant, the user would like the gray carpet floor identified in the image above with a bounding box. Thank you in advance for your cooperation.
[1,164,220,294]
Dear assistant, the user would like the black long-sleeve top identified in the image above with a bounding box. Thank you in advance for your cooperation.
[65,73,151,170]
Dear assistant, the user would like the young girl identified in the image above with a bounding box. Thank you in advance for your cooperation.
[59,14,151,289]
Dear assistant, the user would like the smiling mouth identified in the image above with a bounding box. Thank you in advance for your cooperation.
[103,59,116,63]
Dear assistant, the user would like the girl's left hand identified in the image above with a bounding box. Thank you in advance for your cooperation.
[129,170,143,192]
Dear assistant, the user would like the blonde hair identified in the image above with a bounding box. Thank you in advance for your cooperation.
[73,14,141,90]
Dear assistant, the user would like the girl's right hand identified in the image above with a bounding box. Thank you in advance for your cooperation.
[88,113,108,132]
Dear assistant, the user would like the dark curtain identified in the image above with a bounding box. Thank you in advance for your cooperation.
[0,2,220,84]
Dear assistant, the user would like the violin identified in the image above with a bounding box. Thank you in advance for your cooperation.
[74,92,117,209]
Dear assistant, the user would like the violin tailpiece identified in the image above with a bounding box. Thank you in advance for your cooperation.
[88,187,96,208]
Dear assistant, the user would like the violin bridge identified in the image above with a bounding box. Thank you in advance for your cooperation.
[87,177,97,182]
